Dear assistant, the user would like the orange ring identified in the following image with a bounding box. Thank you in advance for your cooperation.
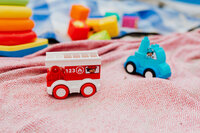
[0,19,34,31]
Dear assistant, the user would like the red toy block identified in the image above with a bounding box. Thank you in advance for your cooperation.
[70,5,90,21]
[67,20,90,40]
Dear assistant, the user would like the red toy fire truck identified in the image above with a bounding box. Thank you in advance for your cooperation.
[45,51,101,99]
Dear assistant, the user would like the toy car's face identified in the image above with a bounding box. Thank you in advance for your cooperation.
[135,50,158,65]
[135,52,169,76]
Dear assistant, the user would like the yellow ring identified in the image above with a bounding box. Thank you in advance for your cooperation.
[0,6,32,19]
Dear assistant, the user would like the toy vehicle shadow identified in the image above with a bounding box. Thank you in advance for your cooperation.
[124,68,154,78]
[49,92,95,100]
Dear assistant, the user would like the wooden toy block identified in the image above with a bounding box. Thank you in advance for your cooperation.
[89,30,111,40]
[67,20,90,40]
[99,16,119,37]
[70,5,90,21]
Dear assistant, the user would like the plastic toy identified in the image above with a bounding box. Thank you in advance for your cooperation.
[124,37,171,79]
[86,18,101,34]
[0,6,32,19]
[0,44,47,57]
[88,15,103,18]
[45,51,101,99]
[89,30,111,40]
[122,16,139,28]
[68,20,90,40]
[99,16,119,37]
[0,19,34,31]
[87,16,119,37]
[0,0,47,57]
[0,31,36,46]
[105,12,120,21]
[70,5,90,21]
[0,0,29,6]
[0,38,48,51]
[0,38,48,57]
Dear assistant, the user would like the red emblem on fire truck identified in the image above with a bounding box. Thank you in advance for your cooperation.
[76,66,84,74]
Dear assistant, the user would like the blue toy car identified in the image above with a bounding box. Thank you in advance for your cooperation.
[124,37,171,79]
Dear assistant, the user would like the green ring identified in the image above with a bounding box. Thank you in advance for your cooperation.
[0,0,29,6]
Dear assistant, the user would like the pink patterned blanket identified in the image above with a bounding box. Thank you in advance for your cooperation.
[0,30,200,132]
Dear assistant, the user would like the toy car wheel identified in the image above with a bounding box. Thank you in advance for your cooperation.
[125,62,136,74]
[80,83,96,97]
[53,85,69,99]
[143,69,156,78]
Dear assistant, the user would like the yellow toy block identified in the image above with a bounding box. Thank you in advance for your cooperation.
[86,18,101,32]
[99,16,119,37]
[86,16,119,37]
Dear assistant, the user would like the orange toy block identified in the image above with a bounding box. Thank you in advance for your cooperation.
[70,5,90,21]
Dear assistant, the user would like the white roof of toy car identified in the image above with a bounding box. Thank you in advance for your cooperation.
[45,50,101,67]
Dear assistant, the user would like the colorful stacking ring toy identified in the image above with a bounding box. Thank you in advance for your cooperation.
[0,38,48,51]
[0,6,32,19]
[0,0,29,6]
[0,38,48,57]
[0,19,34,32]
[0,31,37,46]
[0,45,48,57]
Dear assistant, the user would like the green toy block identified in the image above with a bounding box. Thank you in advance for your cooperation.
[105,12,120,21]
[89,30,111,40]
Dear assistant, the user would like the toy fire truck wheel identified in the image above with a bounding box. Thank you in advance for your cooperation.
[80,83,96,97]
[125,62,136,74]
[53,85,69,99]
[143,69,155,78]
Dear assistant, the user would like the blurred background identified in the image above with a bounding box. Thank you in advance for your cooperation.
[28,0,200,42]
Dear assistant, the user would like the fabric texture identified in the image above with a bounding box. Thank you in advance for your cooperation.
[0,30,200,132]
